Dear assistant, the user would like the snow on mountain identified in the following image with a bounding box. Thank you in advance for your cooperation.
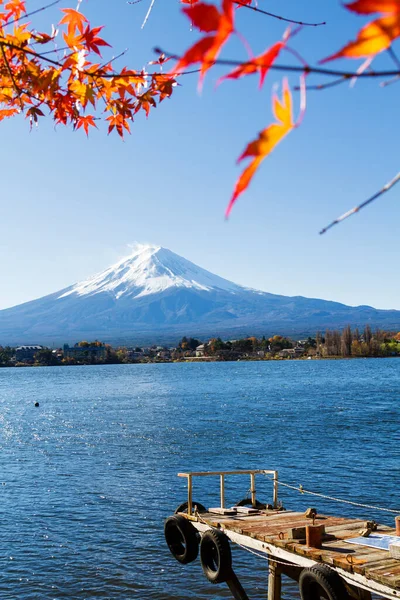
[59,244,242,300]
[0,243,400,345]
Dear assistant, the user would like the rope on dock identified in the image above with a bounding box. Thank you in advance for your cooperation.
[263,475,400,515]
[234,539,300,568]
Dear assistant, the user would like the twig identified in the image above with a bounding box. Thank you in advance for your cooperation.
[128,0,326,27]
[4,0,62,28]
[320,172,400,235]
[380,75,400,87]
[98,49,129,72]
[3,35,400,84]
[387,46,400,70]
[141,0,157,28]
[296,77,348,91]
[0,35,194,83]
[156,49,400,79]
[0,38,62,66]
[234,1,326,27]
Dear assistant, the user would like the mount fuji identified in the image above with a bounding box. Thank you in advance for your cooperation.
[1,244,400,345]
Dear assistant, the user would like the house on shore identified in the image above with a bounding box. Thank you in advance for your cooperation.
[279,347,305,359]
[15,345,43,362]
[196,344,205,357]
[63,344,107,361]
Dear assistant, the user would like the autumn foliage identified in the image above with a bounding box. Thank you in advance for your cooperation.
[0,0,176,137]
[1,0,399,219]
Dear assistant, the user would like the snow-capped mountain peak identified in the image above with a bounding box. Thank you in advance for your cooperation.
[1,243,400,346]
[59,243,242,300]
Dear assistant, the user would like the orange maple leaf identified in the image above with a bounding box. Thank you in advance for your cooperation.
[59,8,88,37]
[322,0,400,61]
[174,0,235,84]
[0,107,20,121]
[4,0,26,21]
[347,1,400,13]
[107,113,131,137]
[63,29,85,50]
[69,79,96,108]
[226,78,294,218]
[75,114,97,136]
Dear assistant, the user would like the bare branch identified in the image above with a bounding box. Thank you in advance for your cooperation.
[3,36,400,85]
[387,46,400,70]
[234,1,326,27]
[295,77,349,91]
[141,0,157,29]
[156,49,400,80]
[128,0,326,27]
[320,172,400,235]
[5,0,62,28]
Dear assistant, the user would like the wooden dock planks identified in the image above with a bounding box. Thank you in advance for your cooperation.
[185,508,400,594]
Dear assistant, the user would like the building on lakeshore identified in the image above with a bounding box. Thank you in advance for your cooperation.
[15,345,43,362]
[63,344,107,361]
[196,344,205,357]
[279,347,305,359]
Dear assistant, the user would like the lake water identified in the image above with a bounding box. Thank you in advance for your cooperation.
[1,359,400,599]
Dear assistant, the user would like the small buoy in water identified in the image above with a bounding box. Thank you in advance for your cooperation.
[34,402,39,407]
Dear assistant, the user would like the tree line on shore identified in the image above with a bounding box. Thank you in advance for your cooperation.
[177,326,400,360]
[0,326,400,367]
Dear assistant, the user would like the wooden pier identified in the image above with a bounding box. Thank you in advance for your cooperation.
[164,469,400,600]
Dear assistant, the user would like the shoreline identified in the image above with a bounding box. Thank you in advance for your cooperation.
[0,354,397,369]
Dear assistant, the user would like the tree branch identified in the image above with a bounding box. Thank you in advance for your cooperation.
[129,0,326,28]
[234,1,326,27]
[4,0,62,28]
[156,49,400,79]
[320,172,400,235]
[295,77,348,92]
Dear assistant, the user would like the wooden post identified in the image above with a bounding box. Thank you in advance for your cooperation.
[395,516,400,536]
[220,474,225,509]
[273,471,278,509]
[188,474,193,516]
[356,589,372,600]
[226,571,250,600]
[306,524,324,549]
[268,561,281,600]
[250,473,256,507]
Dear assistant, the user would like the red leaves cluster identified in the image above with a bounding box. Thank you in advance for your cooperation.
[173,0,294,213]
[173,0,400,216]
[1,0,399,218]
[0,2,177,135]
[174,0,235,84]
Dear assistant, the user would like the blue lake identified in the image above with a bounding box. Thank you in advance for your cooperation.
[1,359,399,599]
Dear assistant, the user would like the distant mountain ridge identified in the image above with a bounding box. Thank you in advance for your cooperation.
[0,244,399,345]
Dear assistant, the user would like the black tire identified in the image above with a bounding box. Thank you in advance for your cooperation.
[299,564,350,600]
[200,529,232,584]
[236,497,270,510]
[164,515,199,564]
[175,501,207,514]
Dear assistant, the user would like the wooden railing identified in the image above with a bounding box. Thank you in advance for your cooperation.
[178,469,279,516]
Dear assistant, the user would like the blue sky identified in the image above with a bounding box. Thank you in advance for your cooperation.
[1,0,399,310]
